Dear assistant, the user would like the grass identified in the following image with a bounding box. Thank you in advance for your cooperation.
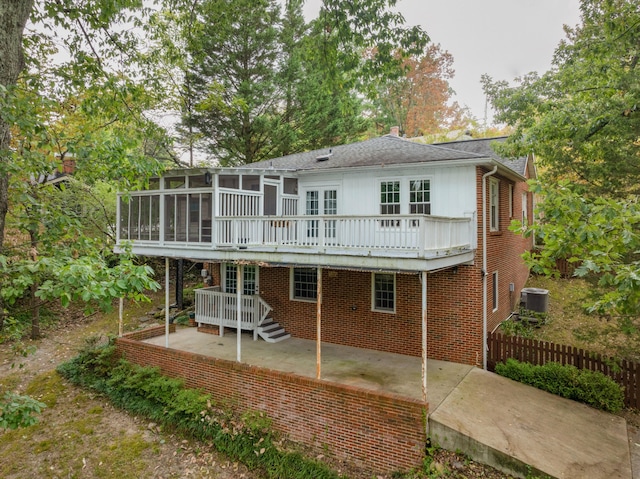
[515,275,640,361]
[0,370,159,479]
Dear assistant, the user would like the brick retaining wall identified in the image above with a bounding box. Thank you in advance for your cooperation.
[116,332,427,473]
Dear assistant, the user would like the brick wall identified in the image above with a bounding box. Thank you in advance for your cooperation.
[124,324,175,341]
[476,166,533,334]
[256,268,485,365]
[115,336,427,474]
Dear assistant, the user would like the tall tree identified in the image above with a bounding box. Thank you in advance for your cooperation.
[180,0,429,165]
[483,0,640,322]
[373,44,468,137]
[482,0,640,197]
[0,0,33,256]
[186,0,282,166]
[0,1,34,332]
[1,1,169,340]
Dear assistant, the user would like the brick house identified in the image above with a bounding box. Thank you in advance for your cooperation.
[117,133,534,366]
[115,133,535,472]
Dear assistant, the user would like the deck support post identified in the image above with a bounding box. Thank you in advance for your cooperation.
[421,271,428,403]
[176,258,184,310]
[237,264,244,362]
[316,267,323,379]
[165,257,170,348]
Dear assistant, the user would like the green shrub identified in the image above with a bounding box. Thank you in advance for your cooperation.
[0,392,47,430]
[57,340,345,479]
[495,359,624,413]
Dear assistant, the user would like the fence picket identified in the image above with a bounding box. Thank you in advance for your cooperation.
[487,332,637,409]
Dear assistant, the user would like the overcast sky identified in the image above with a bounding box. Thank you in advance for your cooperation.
[303,0,582,125]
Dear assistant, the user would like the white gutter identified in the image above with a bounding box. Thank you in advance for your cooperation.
[482,165,498,370]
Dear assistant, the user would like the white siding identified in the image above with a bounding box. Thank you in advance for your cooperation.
[297,165,477,219]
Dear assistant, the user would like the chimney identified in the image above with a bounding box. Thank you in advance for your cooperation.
[389,126,400,137]
[62,158,76,174]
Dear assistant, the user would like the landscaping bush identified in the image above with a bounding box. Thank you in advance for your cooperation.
[57,337,344,479]
[495,358,624,413]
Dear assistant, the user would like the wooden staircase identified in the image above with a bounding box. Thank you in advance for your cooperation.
[257,319,290,343]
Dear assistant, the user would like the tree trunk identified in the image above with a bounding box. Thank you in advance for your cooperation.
[0,0,34,329]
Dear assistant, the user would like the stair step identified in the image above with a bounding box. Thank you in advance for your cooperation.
[259,323,281,334]
[263,331,291,343]
[257,319,290,343]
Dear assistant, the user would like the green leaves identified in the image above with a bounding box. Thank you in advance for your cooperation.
[484,0,640,196]
[0,391,46,430]
[487,0,640,325]
[520,181,640,317]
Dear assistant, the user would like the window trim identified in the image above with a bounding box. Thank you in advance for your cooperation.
[521,192,528,227]
[379,179,401,215]
[489,178,500,232]
[371,272,396,314]
[290,267,318,302]
[508,184,514,218]
[409,178,432,215]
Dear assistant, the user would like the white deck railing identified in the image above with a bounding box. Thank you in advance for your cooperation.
[118,209,473,256]
[194,288,272,339]
[212,215,472,252]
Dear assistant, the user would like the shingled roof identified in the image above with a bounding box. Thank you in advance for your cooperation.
[432,136,528,177]
[246,134,527,177]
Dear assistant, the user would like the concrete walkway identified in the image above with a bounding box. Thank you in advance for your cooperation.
[430,368,632,479]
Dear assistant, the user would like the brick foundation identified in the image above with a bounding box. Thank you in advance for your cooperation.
[197,324,220,335]
[123,324,175,341]
[115,336,427,474]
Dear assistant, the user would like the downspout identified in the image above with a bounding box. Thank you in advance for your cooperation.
[482,165,498,370]
[316,267,323,379]
[165,257,170,348]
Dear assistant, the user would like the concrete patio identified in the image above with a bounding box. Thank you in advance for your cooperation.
[143,326,472,408]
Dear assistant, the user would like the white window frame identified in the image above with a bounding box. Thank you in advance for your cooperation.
[522,192,528,227]
[379,179,402,227]
[371,272,396,313]
[508,184,514,218]
[409,178,431,215]
[489,178,500,232]
[290,267,317,302]
[492,271,499,312]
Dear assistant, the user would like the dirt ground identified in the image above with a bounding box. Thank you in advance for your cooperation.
[0,302,262,479]
[0,299,558,478]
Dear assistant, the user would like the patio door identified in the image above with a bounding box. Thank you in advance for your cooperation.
[222,264,258,295]
[305,187,338,244]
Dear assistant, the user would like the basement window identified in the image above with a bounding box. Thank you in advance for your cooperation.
[291,268,317,302]
[372,273,395,313]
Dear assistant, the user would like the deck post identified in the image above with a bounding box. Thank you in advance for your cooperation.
[316,267,322,379]
[165,257,170,348]
[237,264,243,362]
[421,271,427,403]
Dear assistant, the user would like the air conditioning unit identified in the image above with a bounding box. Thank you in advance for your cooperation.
[520,287,549,313]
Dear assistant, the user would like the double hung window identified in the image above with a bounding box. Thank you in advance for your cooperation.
[291,268,317,301]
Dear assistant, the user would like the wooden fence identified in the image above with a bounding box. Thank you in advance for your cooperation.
[487,332,640,409]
